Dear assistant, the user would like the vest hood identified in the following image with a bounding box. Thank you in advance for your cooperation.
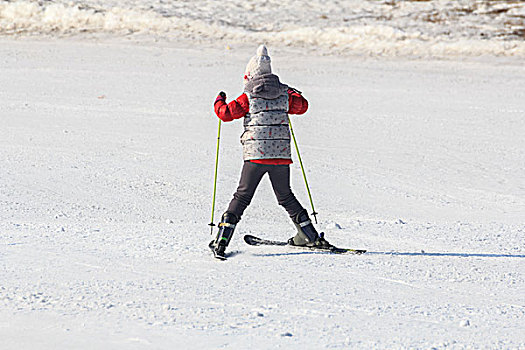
[244,74,288,100]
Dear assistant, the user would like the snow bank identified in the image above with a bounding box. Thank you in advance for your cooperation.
[0,1,173,33]
[1,0,524,58]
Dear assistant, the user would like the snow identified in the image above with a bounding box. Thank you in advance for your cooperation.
[1,36,524,348]
[1,0,525,58]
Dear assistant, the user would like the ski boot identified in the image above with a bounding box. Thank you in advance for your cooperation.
[288,210,333,249]
[209,212,238,260]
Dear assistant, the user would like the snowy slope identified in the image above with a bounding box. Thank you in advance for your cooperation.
[1,38,524,349]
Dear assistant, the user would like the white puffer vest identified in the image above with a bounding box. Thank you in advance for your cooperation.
[241,74,290,161]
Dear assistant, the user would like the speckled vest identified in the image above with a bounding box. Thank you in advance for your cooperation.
[241,75,290,160]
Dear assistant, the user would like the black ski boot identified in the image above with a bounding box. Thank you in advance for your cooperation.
[288,210,333,249]
[209,212,239,260]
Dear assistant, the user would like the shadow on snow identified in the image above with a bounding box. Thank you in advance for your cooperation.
[252,251,348,257]
[367,251,525,258]
[226,250,244,258]
[251,251,525,258]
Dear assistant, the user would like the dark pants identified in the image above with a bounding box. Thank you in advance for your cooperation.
[227,161,304,220]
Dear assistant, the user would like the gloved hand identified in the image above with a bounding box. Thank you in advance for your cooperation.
[215,91,226,104]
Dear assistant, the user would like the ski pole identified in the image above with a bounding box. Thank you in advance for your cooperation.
[209,120,222,235]
[288,118,318,223]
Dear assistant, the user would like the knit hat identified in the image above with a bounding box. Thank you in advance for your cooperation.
[244,45,272,83]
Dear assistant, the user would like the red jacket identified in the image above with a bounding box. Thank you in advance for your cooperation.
[214,89,308,165]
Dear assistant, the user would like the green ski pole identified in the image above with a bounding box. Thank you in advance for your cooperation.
[289,118,318,223]
[209,120,222,235]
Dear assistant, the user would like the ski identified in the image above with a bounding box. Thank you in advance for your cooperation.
[243,234,366,255]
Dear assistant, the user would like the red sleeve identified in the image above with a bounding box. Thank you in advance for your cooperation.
[288,91,308,115]
[214,93,249,122]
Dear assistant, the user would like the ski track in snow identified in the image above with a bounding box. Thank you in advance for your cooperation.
[1,39,525,348]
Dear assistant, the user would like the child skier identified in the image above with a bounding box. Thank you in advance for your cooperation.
[210,45,332,259]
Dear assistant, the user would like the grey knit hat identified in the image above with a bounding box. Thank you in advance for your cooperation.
[244,45,272,83]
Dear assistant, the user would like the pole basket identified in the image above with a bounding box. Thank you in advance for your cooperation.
[311,211,319,224]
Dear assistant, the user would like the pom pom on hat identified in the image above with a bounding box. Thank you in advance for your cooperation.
[256,45,268,56]
[244,45,272,82]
